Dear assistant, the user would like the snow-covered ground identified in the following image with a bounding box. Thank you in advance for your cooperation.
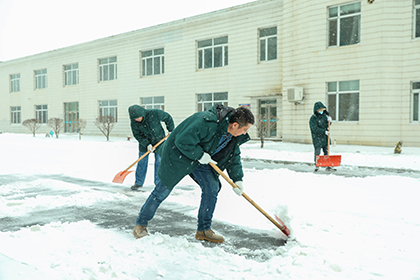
[1,133,419,280]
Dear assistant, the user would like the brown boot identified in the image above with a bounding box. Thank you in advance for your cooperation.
[195,229,224,243]
[133,225,149,239]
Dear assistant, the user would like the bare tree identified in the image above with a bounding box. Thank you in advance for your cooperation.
[47,118,64,138]
[256,113,278,148]
[74,118,87,140]
[22,119,42,137]
[95,116,115,141]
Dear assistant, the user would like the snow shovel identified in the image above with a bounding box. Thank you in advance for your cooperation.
[209,162,290,237]
[112,135,169,183]
[316,121,341,167]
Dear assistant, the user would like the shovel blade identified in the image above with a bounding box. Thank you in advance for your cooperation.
[112,171,133,183]
[275,215,291,237]
[316,155,341,167]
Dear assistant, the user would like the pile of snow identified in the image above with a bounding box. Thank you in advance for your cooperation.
[1,133,420,279]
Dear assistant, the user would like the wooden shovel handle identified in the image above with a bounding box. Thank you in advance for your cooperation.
[209,162,289,236]
[328,121,331,155]
[123,134,169,172]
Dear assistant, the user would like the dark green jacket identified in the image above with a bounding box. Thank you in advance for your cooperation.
[309,101,330,148]
[158,105,250,189]
[128,105,174,153]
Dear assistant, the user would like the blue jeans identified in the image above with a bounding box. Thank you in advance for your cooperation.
[135,150,161,186]
[136,164,220,232]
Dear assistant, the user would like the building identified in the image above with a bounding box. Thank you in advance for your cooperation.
[1,0,419,146]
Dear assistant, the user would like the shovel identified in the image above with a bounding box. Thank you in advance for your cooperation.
[209,162,290,237]
[316,121,341,167]
[112,135,169,183]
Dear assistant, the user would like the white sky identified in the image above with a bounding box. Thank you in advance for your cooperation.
[0,0,256,61]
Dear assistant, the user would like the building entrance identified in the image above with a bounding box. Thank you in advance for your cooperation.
[64,102,79,133]
[259,99,277,137]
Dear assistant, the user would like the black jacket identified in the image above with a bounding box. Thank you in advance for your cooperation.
[309,101,330,148]
[128,105,174,152]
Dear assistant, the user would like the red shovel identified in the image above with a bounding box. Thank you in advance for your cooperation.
[209,162,290,237]
[112,135,169,183]
[316,121,341,167]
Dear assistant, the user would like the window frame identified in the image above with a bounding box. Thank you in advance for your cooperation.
[197,92,228,112]
[35,69,47,89]
[141,96,165,110]
[197,36,228,70]
[414,0,420,39]
[328,2,361,47]
[99,100,118,122]
[141,48,165,77]
[99,56,117,82]
[327,80,360,122]
[412,81,420,122]
[259,26,278,62]
[35,104,48,124]
[11,106,21,124]
[10,74,20,93]
[64,63,79,86]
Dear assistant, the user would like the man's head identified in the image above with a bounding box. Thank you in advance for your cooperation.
[313,101,326,114]
[128,105,146,122]
[228,107,255,137]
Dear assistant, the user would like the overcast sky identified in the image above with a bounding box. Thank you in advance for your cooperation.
[0,0,256,61]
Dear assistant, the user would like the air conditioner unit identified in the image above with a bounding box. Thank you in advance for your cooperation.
[287,87,304,102]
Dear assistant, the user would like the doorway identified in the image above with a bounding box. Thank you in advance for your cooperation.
[259,99,277,137]
[64,102,79,133]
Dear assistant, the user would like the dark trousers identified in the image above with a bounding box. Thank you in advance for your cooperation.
[314,146,328,164]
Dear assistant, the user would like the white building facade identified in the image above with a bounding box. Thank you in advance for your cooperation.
[1,0,419,146]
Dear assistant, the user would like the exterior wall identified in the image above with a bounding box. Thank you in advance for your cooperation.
[0,0,282,139]
[0,0,419,147]
[281,0,420,146]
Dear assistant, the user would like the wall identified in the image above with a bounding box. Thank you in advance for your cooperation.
[281,0,420,146]
[1,0,419,147]
[0,0,282,140]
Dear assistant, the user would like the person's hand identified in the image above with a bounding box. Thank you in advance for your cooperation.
[233,181,244,196]
[147,144,155,153]
[325,130,330,136]
[327,116,332,122]
[198,152,217,165]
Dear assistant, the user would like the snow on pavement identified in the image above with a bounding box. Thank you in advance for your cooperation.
[1,133,420,279]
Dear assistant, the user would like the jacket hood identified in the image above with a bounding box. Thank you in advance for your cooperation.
[213,104,235,123]
[313,102,326,114]
[128,105,146,121]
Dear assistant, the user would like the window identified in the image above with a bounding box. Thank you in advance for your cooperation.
[99,100,118,121]
[328,2,361,47]
[259,27,277,61]
[64,63,79,86]
[412,82,420,122]
[99,57,117,81]
[11,106,21,124]
[141,48,164,76]
[141,96,165,110]
[198,36,228,69]
[415,0,420,38]
[327,80,359,121]
[197,92,228,111]
[35,105,48,124]
[10,74,20,92]
[35,69,47,89]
